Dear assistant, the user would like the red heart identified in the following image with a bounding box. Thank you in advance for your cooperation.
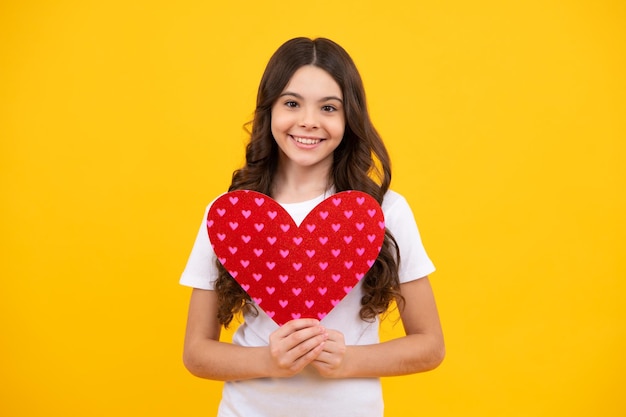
[207,190,385,326]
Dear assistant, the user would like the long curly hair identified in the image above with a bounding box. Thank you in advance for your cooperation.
[215,37,403,327]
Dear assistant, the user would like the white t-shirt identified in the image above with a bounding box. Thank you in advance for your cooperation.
[180,190,435,417]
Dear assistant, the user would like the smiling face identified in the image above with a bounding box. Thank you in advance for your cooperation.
[271,65,345,176]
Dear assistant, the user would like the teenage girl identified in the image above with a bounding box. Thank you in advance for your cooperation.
[181,37,444,417]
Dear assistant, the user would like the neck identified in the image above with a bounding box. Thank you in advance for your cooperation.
[272,161,332,204]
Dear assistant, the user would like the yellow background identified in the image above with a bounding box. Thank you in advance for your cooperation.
[1,1,624,416]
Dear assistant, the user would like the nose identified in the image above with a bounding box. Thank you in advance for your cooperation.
[299,107,319,129]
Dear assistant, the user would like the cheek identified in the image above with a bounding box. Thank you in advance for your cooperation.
[332,117,346,139]
[270,109,290,136]
[269,111,280,139]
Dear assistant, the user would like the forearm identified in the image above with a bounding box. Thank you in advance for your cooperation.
[184,298,327,382]
[183,338,271,381]
[334,276,445,378]
[340,333,445,378]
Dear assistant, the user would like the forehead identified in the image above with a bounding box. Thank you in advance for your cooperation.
[282,65,342,99]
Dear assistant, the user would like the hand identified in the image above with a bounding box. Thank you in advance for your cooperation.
[310,329,347,378]
[267,318,328,377]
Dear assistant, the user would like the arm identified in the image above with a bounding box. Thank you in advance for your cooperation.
[311,276,445,378]
[182,288,329,381]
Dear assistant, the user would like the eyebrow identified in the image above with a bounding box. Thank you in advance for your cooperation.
[279,91,343,103]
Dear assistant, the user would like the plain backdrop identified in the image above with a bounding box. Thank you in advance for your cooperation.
[1,1,624,416]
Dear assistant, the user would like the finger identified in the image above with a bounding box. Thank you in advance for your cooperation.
[278,337,326,375]
[322,329,344,343]
[275,318,321,338]
[312,342,336,364]
[283,325,327,350]
[270,326,326,364]
[288,330,328,359]
[311,331,345,367]
[292,340,326,368]
[285,318,321,330]
[270,320,322,349]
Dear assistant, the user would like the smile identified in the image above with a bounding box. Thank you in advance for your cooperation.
[292,135,323,145]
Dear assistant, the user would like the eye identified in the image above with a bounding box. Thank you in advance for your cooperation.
[284,100,298,108]
[321,105,337,112]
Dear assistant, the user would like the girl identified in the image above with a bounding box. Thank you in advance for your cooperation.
[181,37,444,417]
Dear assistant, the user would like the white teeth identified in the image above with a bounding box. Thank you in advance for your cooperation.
[293,136,321,145]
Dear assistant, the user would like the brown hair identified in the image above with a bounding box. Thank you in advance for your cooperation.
[215,37,403,327]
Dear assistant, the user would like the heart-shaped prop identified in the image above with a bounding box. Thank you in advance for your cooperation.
[207,190,385,326]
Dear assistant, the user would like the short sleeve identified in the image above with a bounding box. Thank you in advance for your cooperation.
[382,191,436,283]
[179,204,219,290]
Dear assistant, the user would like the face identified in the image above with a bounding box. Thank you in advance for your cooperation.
[271,65,345,174]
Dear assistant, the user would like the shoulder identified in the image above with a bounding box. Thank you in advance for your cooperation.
[381,189,412,216]
[380,189,420,234]
[200,191,234,217]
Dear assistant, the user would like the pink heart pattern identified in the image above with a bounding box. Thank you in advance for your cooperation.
[207,190,386,326]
